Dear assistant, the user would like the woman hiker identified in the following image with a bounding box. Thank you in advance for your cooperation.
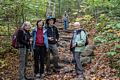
[32,20,49,79]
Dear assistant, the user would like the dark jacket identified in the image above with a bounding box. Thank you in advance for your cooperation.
[17,29,31,48]
[46,26,59,44]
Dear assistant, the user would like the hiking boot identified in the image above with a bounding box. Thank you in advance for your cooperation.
[78,74,85,80]
[53,68,60,73]
[40,73,45,78]
[55,65,63,69]
[47,71,52,75]
[34,78,40,80]
[35,73,40,78]
[72,59,75,64]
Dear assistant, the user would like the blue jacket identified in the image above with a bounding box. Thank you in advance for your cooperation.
[32,27,49,49]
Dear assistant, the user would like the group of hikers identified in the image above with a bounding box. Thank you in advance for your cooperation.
[14,15,88,80]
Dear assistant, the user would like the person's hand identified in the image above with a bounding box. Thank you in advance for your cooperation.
[48,37,54,41]
[55,39,58,42]
[46,48,50,53]
[29,38,33,45]
[72,43,76,48]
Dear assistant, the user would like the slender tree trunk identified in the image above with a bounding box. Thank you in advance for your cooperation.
[52,1,56,17]
[76,0,83,17]
[58,0,61,16]
[21,5,25,24]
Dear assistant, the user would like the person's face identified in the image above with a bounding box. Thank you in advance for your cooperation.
[38,21,43,28]
[24,24,31,31]
[48,19,54,25]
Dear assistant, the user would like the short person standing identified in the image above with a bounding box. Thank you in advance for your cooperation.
[32,20,48,78]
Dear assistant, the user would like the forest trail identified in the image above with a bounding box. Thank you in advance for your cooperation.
[0,20,119,80]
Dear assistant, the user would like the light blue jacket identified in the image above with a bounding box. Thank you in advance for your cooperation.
[72,29,87,52]
[32,27,49,49]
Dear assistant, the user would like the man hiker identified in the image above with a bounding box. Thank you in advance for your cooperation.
[63,11,69,30]
[45,16,62,73]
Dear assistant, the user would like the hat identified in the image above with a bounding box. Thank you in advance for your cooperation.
[73,22,80,27]
[46,16,56,25]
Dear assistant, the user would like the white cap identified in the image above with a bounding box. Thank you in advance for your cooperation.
[73,22,80,27]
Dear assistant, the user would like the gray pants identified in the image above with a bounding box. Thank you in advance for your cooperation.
[49,44,59,68]
[73,52,84,75]
[19,47,28,80]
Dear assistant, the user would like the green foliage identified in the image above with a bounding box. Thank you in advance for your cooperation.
[108,53,120,77]
[0,37,17,55]
[0,60,7,69]
[75,15,93,22]
[83,15,93,22]
[115,45,120,49]
[0,26,15,35]
[114,45,120,53]
[96,14,110,32]
[106,52,117,56]
[0,0,48,28]
[94,35,108,44]
[75,14,95,31]
[115,23,120,29]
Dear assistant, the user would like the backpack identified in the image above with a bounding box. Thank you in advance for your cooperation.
[11,28,24,49]
[76,29,88,46]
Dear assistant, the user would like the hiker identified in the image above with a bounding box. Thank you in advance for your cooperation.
[70,22,87,79]
[17,21,32,80]
[63,11,69,30]
[32,20,49,78]
[45,16,62,72]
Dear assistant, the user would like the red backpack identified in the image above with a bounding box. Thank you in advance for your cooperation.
[11,28,23,49]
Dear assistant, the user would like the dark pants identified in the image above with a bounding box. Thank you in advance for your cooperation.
[33,45,45,75]
[73,52,84,75]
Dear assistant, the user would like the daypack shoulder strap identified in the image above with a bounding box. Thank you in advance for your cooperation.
[76,29,87,40]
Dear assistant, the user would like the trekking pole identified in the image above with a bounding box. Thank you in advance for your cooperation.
[30,45,34,80]
[46,49,51,74]
[29,38,34,80]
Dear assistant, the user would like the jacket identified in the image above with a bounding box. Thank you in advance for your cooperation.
[17,29,31,48]
[32,27,49,49]
[46,25,59,44]
[70,29,87,52]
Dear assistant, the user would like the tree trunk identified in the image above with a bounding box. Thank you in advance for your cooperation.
[58,0,61,16]
[76,0,82,17]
